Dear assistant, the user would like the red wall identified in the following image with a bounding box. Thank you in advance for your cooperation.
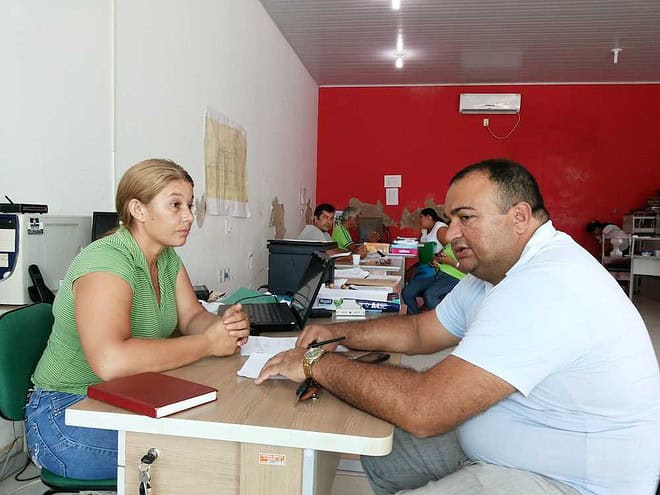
[317,84,660,255]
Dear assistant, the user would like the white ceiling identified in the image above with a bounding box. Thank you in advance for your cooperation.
[258,0,660,86]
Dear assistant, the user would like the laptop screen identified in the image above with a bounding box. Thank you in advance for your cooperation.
[290,252,331,324]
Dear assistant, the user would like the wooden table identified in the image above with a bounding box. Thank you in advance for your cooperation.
[66,352,394,495]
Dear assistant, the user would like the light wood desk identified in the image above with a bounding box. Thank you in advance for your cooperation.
[66,352,394,495]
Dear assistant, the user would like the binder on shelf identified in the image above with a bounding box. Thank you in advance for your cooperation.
[87,372,218,418]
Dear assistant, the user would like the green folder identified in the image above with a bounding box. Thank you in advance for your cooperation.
[220,287,277,305]
[418,241,436,264]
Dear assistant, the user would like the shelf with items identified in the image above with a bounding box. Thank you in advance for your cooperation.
[628,235,660,299]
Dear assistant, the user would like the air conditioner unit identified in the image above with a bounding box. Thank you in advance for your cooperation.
[459,93,521,114]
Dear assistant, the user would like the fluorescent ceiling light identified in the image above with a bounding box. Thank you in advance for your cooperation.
[392,0,401,10]
[395,56,404,69]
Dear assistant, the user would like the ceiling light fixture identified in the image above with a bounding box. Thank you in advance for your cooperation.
[392,0,401,10]
[396,33,404,53]
[394,33,405,69]
[611,48,622,64]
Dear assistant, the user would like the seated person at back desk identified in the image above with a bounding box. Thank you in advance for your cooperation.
[25,159,250,480]
[257,158,660,495]
[298,203,335,242]
[401,243,464,314]
[332,206,371,258]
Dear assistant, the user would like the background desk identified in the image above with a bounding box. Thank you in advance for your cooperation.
[629,235,660,298]
[66,352,393,495]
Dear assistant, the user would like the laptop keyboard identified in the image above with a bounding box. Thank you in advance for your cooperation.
[244,303,293,325]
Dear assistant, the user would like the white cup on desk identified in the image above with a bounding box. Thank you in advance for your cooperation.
[352,254,361,266]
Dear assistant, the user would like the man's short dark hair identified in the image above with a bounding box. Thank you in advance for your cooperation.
[314,203,335,218]
[450,158,549,222]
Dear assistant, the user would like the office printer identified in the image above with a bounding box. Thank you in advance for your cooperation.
[0,211,91,305]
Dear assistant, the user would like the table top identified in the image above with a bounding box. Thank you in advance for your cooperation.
[67,351,394,456]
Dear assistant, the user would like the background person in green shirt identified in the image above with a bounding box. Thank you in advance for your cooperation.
[25,159,250,480]
[332,206,369,257]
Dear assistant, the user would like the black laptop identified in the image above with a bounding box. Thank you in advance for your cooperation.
[219,252,331,335]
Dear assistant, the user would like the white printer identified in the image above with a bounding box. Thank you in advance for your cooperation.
[0,205,91,305]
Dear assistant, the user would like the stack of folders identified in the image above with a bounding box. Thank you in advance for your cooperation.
[390,237,419,255]
[316,286,400,313]
[87,372,218,418]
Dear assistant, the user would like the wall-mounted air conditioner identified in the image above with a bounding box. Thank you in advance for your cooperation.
[459,93,521,114]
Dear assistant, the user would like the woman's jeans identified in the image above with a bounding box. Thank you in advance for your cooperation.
[25,387,118,479]
[402,271,460,314]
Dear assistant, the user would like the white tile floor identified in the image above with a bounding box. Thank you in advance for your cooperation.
[2,290,658,495]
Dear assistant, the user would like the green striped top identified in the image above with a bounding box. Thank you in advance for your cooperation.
[32,226,182,395]
[332,224,354,249]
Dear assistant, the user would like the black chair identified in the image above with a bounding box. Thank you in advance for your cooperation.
[0,303,116,494]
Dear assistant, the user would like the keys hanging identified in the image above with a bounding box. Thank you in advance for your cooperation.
[138,448,159,495]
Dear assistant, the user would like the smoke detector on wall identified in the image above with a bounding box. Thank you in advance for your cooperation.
[459,93,521,114]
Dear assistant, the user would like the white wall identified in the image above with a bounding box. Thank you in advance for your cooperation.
[114,0,319,290]
[0,0,114,213]
[0,0,318,448]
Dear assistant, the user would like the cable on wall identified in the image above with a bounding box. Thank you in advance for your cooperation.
[486,113,521,140]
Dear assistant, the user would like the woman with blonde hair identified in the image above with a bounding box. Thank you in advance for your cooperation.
[25,159,250,479]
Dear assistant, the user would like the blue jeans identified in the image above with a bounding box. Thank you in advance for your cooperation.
[402,271,460,314]
[25,388,118,479]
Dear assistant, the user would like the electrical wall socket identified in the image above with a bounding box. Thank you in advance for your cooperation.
[482,118,489,127]
[217,267,231,285]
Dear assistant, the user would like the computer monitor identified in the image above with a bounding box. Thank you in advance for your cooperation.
[91,211,120,242]
[358,217,385,242]
[266,239,337,296]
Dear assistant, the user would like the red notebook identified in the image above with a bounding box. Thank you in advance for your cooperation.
[87,372,218,418]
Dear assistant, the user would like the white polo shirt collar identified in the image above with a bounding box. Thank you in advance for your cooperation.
[505,220,556,278]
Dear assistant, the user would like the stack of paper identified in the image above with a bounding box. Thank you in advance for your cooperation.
[237,337,348,379]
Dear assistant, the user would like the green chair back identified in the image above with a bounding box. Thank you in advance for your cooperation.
[418,241,436,264]
[0,303,117,493]
[0,303,53,421]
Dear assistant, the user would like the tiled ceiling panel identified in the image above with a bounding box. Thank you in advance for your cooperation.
[259,0,660,86]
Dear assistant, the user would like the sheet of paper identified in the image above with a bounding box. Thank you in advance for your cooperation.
[334,267,369,279]
[201,301,224,314]
[386,187,399,205]
[238,348,348,380]
[384,174,402,188]
[237,353,288,379]
[240,336,297,356]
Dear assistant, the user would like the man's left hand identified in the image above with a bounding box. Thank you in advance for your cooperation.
[254,348,306,384]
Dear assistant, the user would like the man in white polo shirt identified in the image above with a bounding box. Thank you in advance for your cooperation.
[257,158,660,494]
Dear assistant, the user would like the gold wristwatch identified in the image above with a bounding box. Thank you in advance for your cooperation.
[302,347,326,380]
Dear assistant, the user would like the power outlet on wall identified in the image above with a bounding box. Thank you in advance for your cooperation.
[217,267,231,285]
[482,118,489,127]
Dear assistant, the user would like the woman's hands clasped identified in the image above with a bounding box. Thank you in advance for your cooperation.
[205,304,250,356]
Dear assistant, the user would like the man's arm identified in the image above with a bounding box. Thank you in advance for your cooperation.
[314,352,515,437]
[256,345,514,438]
[298,309,460,355]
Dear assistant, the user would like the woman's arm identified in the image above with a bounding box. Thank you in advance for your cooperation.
[74,270,248,381]
[436,225,449,246]
[174,267,249,342]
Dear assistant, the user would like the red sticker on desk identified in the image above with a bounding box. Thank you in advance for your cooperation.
[259,453,287,466]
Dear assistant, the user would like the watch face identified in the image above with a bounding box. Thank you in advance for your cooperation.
[305,347,325,360]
